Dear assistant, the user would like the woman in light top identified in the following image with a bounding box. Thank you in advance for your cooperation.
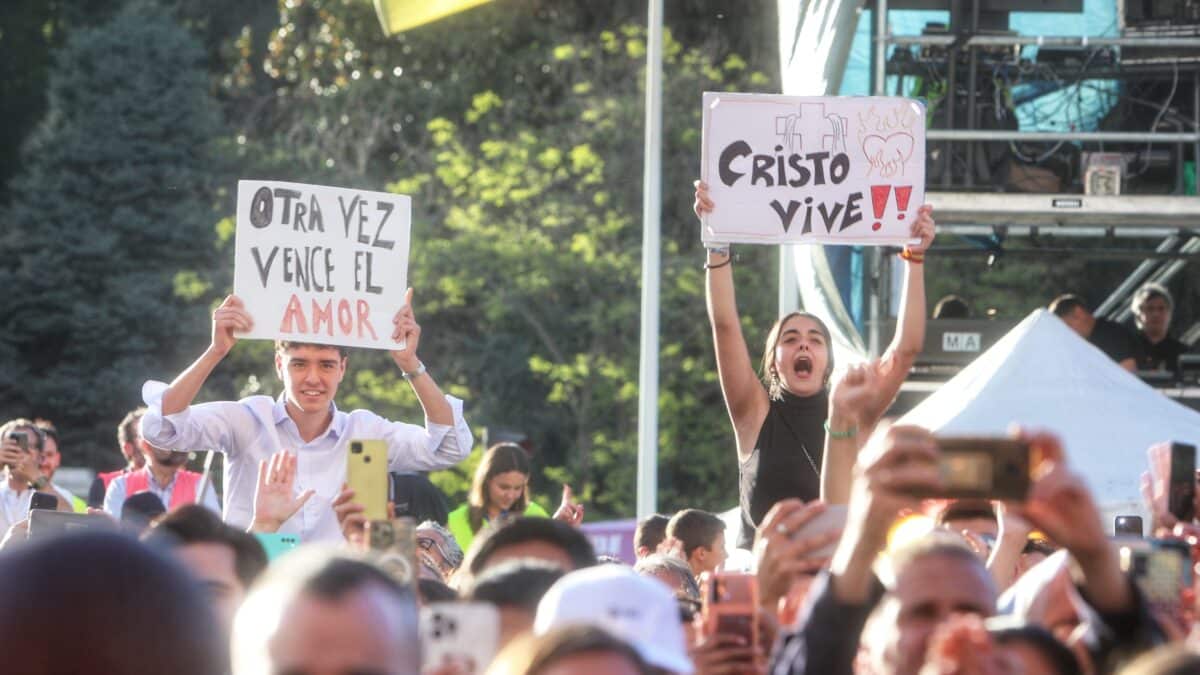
[448,443,582,553]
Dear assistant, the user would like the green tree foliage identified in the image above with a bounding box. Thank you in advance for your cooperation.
[0,4,222,468]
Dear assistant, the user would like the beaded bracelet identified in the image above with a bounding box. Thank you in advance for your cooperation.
[823,420,858,439]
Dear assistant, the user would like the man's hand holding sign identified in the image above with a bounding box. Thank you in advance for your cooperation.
[145,180,473,543]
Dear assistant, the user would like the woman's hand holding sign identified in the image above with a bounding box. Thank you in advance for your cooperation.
[907,205,935,254]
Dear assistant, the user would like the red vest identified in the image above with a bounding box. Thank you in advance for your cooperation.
[124,469,202,510]
[99,469,127,489]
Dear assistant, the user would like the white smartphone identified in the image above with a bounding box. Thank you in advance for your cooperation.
[791,504,847,559]
[420,602,500,674]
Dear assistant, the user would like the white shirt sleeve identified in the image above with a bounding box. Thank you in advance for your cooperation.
[139,380,256,456]
[103,475,127,521]
[378,394,474,472]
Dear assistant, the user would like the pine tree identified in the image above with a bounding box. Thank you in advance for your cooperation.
[0,3,221,468]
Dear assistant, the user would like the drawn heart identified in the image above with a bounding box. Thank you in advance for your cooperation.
[863,133,915,168]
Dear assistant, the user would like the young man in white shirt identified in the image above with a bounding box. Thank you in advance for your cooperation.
[140,289,473,542]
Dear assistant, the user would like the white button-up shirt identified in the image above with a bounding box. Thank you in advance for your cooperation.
[0,480,34,534]
[139,380,474,542]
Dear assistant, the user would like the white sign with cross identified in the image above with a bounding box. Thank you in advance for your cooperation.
[700,91,926,246]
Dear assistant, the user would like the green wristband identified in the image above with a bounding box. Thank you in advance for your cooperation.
[823,420,857,439]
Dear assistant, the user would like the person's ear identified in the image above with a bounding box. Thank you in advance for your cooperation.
[274,352,284,380]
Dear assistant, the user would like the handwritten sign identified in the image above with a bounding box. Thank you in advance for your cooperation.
[701,92,925,246]
[233,180,411,350]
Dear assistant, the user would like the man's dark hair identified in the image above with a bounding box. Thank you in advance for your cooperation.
[274,340,348,359]
[121,492,167,531]
[467,559,565,611]
[118,408,146,448]
[0,532,226,675]
[417,578,458,604]
[392,473,450,526]
[143,504,268,589]
[666,509,726,559]
[1048,294,1087,318]
[34,419,58,446]
[465,516,596,576]
[634,513,669,553]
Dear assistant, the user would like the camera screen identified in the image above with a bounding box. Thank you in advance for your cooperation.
[941,452,993,491]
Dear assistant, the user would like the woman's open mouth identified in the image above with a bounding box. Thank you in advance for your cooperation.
[793,355,813,377]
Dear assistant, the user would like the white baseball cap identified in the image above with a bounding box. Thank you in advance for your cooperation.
[533,564,694,674]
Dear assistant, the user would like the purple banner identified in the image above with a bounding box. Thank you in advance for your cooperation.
[579,519,637,564]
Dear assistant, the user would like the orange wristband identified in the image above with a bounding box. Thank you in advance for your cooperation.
[899,247,925,264]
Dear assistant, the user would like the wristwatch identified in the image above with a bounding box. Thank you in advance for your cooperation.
[402,361,427,381]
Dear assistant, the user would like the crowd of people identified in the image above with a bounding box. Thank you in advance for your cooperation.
[0,183,1198,675]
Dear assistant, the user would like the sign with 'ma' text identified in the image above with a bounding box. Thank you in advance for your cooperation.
[701,92,926,246]
[234,180,411,351]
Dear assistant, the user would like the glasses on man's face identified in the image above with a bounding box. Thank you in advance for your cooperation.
[417,536,450,564]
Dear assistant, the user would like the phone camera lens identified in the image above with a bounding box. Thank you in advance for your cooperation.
[351,443,362,454]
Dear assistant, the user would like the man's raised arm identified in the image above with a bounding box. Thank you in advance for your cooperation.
[388,288,453,427]
[160,295,252,415]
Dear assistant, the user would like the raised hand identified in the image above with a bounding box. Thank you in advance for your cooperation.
[250,450,315,533]
[390,287,422,372]
[694,180,715,219]
[829,362,880,424]
[333,485,367,548]
[212,294,253,356]
[754,499,841,617]
[907,204,936,254]
[552,484,584,527]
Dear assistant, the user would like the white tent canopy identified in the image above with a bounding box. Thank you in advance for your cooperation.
[899,309,1200,521]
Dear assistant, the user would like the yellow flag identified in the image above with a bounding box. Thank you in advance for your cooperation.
[373,0,495,35]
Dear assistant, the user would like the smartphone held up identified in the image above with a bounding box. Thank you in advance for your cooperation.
[907,436,1034,502]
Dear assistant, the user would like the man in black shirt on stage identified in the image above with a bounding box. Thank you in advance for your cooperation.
[1131,283,1189,373]
[1050,293,1142,372]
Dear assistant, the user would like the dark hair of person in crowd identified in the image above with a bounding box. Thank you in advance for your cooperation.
[275,339,348,359]
[468,443,534,532]
[469,559,566,612]
[1119,644,1200,675]
[117,407,145,449]
[990,622,1081,675]
[0,532,226,675]
[34,419,58,448]
[665,508,725,559]
[418,577,459,604]
[143,504,268,589]
[1048,294,1087,318]
[634,513,669,557]
[933,294,971,319]
[465,516,596,577]
[121,491,168,531]
[392,472,450,525]
[633,553,700,601]
[489,624,649,675]
[760,311,836,398]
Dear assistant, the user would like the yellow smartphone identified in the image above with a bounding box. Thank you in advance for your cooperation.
[347,439,389,521]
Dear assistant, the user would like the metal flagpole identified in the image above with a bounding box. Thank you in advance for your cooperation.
[636,0,664,520]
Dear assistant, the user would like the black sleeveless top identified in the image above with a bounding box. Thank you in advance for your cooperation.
[737,390,828,548]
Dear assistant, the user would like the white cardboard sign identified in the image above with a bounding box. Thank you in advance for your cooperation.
[233,180,411,350]
[701,92,926,246]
